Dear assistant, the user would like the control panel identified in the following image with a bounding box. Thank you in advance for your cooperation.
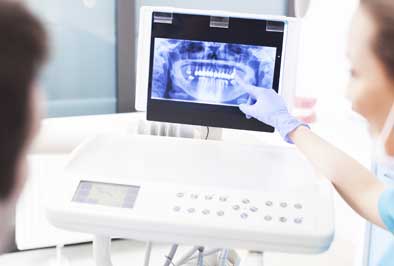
[47,176,334,254]
[168,189,309,230]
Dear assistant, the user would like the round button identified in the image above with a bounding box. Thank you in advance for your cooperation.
[240,213,248,219]
[173,206,181,212]
[294,217,303,224]
[250,206,258,212]
[242,199,250,204]
[279,217,287,223]
[219,196,228,202]
[265,201,273,207]
[202,209,210,215]
[190,194,199,199]
[280,202,288,208]
[294,203,303,209]
[232,205,240,211]
[217,210,225,216]
[205,195,213,200]
[176,193,185,198]
[264,215,272,221]
[187,208,196,214]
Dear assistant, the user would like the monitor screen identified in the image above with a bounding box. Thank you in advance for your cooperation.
[147,13,285,132]
[152,38,277,106]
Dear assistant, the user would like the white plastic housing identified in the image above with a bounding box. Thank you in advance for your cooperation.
[46,134,334,254]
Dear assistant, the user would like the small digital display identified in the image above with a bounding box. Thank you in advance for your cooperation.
[72,181,140,209]
[151,38,277,106]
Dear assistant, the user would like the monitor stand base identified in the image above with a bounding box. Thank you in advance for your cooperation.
[136,120,223,141]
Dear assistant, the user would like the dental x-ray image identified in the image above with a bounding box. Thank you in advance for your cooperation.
[151,38,277,106]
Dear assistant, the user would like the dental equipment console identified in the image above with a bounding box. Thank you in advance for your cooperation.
[46,6,334,266]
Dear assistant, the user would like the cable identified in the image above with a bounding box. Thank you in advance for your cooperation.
[183,248,222,264]
[197,247,204,266]
[205,126,210,140]
[217,249,229,266]
[144,242,152,266]
[164,256,176,266]
[163,244,179,266]
[174,246,199,266]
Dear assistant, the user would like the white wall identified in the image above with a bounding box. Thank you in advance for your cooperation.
[137,0,288,15]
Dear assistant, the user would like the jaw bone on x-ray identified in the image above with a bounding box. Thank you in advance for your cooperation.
[151,38,277,106]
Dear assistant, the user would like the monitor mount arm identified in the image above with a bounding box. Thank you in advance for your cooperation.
[136,119,223,141]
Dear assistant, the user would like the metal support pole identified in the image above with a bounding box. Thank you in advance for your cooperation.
[93,235,113,266]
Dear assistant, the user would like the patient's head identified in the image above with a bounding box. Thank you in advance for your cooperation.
[347,0,394,135]
[0,0,47,251]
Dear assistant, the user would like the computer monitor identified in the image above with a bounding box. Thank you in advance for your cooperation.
[136,7,301,133]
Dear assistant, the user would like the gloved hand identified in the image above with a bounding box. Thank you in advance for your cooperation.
[236,76,308,144]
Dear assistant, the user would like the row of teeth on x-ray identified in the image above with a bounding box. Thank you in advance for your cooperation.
[186,67,237,83]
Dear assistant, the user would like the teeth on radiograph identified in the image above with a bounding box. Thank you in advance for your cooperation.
[191,66,236,82]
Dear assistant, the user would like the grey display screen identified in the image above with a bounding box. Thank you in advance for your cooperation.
[72,181,140,209]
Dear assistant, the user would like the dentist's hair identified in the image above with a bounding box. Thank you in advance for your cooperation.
[0,1,47,200]
[361,0,394,79]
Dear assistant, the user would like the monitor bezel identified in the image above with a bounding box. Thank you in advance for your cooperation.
[135,7,301,134]
[146,12,286,132]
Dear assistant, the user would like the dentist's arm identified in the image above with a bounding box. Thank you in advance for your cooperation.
[237,78,386,228]
[289,125,385,228]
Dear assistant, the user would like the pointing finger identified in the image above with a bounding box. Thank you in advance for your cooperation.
[234,75,260,98]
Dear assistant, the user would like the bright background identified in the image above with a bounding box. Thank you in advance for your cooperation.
[10,2,380,266]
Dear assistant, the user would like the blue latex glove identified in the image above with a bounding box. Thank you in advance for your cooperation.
[236,76,308,144]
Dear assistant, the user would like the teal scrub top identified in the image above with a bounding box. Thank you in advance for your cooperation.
[378,188,394,265]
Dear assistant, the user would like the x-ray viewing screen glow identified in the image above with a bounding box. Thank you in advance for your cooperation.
[151,38,277,106]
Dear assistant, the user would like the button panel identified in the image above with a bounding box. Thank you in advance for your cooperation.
[172,191,306,226]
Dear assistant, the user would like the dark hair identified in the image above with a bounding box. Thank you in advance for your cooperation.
[0,1,47,200]
[361,0,394,79]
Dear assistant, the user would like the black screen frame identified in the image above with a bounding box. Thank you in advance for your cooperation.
[147,12,285,132]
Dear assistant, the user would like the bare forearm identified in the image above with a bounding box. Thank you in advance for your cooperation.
[289,126,386,227]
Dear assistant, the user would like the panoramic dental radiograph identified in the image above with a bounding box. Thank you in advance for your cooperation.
[151,38,277,106]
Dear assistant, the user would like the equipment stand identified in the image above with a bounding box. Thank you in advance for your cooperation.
[48,244,70,266]
[136,120,223,141]
[93,235,113,266]
[240,251,265,266]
